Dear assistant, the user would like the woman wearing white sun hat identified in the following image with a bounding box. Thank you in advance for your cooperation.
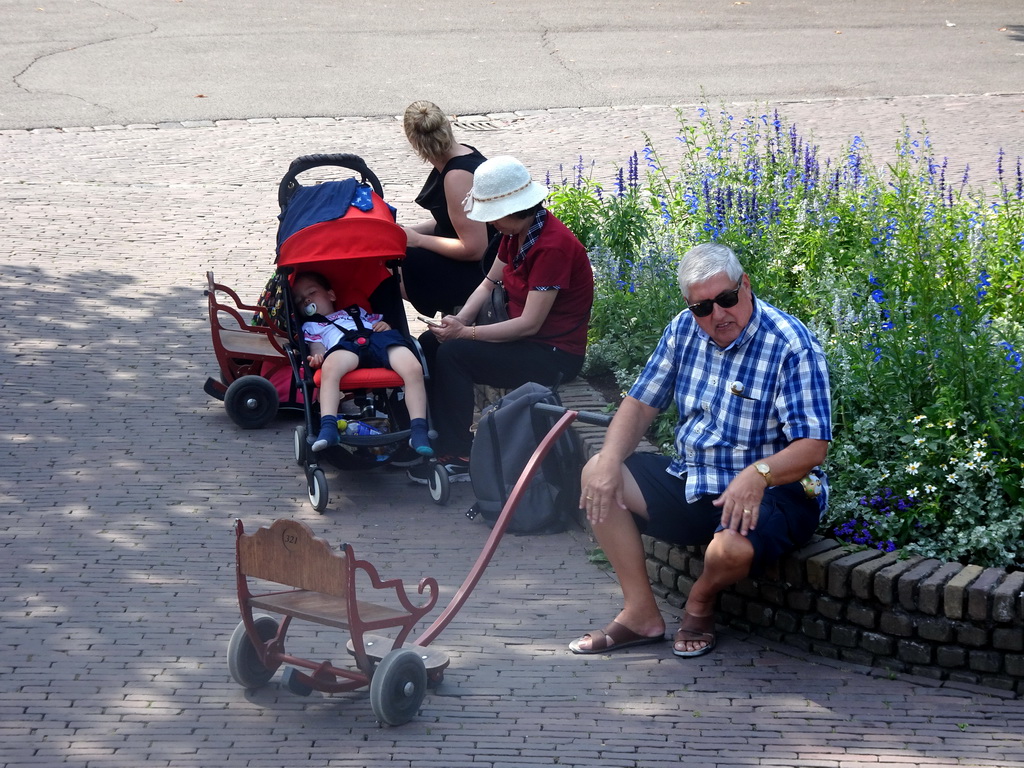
[408,155,594,483]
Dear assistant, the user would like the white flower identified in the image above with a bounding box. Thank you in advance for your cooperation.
[946,473,957,484]
[924,484,937,494]
[906,461,921,475]
[908,487,919,497]
[914,437,926,446]
[911,415,926,425]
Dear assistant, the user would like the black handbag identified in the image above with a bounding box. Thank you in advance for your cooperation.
[475,280,509,325]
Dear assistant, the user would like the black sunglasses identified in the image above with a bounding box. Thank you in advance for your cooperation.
[686,280,743,318]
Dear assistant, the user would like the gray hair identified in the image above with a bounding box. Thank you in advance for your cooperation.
[676,243,744,300]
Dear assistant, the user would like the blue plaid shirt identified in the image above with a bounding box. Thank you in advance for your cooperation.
[628,296,832,510]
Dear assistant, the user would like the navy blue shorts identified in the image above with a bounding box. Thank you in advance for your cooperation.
[624,453,820,576]
[325,329,413,369]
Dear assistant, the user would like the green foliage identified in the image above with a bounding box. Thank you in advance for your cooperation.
[586,547,611,569]
[547,159,605,249]
[549,104,1024,567]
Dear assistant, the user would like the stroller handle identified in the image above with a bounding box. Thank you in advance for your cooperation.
[278,153,385,209]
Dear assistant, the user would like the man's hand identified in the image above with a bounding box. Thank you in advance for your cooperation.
[580,454,628,526]
[712,466,765,536]
[580,397,659,526]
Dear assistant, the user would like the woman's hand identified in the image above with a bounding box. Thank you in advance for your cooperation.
[402,226,425,248]
[430,315,469,343]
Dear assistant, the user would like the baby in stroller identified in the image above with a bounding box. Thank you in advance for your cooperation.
[293,271,433,456]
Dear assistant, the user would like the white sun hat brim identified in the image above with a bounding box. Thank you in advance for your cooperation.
[463,156,549,222]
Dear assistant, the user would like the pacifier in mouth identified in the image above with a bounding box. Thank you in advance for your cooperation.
[302,302,318,317]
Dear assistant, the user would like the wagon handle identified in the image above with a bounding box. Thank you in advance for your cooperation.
[278,153,385,209]
[414,408,595,647]
[533,401,614,427]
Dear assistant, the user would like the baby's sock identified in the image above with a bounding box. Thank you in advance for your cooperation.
[313,414,340,452]
[409,418,433,457]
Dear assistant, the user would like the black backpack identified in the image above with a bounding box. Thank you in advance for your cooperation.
[467,382,582,535]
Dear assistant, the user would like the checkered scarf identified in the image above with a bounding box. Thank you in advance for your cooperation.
[511,208,547,270]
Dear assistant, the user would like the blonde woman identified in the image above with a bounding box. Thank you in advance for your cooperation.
[400,101,494,317]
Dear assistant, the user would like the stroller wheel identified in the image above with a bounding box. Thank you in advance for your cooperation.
[293,425,308,466]
[227,615,279,689]
[308,468,328,513]
[370,648,427,726]
[428,463,450,506]
[224,375,279,429]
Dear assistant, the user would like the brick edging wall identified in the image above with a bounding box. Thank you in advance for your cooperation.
[559,379,1024,697]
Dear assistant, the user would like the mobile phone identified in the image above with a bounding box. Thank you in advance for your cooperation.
[417,315,443,327]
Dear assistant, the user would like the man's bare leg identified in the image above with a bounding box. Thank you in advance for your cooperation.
[572,456,666,650]
[674,529,754,654]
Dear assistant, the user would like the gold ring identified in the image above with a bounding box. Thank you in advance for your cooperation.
[743,509,752,515]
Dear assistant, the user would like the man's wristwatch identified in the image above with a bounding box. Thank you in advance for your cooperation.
[754,462,773,487]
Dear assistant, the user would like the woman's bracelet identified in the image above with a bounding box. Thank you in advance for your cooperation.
[472,324,477,340]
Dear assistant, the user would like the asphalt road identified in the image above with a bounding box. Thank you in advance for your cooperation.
[2,0,1022,129]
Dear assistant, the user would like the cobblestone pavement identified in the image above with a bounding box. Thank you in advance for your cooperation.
[2,96,1024,768]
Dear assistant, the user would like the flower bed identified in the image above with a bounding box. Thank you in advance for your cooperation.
[549,103,1024,568]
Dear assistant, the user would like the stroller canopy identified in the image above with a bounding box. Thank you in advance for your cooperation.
[276,176,407,310]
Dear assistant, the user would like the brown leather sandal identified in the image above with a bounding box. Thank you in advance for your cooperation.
[569,620,666,655]
[673,610,716,658]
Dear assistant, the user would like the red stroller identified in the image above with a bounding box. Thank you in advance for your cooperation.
[205,154,429,511]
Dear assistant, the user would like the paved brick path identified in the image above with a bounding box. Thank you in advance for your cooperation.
[2,96,1024,767]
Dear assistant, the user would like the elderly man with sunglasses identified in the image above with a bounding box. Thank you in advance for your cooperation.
[570,243,832,658]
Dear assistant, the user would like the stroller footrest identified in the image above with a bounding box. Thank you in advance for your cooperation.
[339,429,410,449]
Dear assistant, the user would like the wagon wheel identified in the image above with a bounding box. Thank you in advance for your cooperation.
[428,462,450,506]
[224,375,279,429]
[227,615,279,689]
[308,468,328,513]
[370,648,428,726]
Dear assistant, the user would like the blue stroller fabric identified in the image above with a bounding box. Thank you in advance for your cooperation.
[277,178,373,253]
